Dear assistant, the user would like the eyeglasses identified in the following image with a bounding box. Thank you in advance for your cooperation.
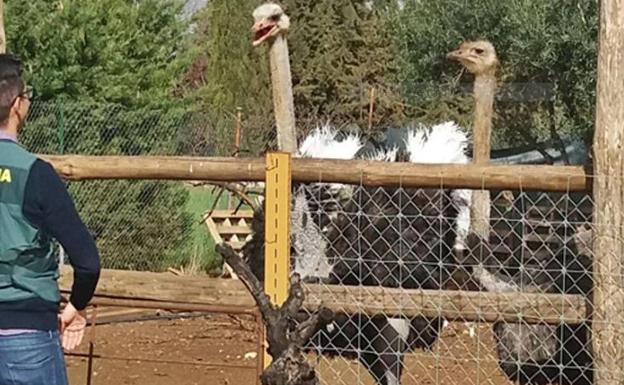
[7,85,34,108]
[20,85,34,100]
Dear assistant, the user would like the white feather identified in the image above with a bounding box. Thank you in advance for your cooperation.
[297,124,363,160]
[405,121,470,165]
[452,188,472,250]
[404,121,473,250]
[296,124,363,193]
[365,147,399,162]
[388,318,410,341]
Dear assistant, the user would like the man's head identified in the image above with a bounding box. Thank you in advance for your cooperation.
[0,54,31,135]
[252,3,290,47]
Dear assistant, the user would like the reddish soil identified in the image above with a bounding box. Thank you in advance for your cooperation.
[66,315,514,385]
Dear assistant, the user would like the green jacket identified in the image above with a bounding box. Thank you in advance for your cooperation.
[0,140,60,304]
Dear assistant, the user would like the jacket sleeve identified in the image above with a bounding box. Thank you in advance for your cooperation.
[23,159,101,310]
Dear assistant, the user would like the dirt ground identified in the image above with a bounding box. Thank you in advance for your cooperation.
[65,314,514,385]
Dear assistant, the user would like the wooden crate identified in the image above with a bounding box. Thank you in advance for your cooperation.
[204,209,255,278]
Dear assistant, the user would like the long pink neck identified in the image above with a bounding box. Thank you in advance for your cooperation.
[269,35,297,153]
[472,73,496,163]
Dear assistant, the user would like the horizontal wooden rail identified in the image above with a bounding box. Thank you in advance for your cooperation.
[304,285,588,325]
[42,155,591,192]
[59,267,589,325]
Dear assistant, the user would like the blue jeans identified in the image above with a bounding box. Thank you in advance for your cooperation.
[0,331,68,385]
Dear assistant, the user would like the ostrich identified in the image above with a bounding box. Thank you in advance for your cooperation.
[247,4,473,385]
[448,42,593,385]
[447,40,498,238]
[447,39,499,340]
[252,1,297,153]
[244,123,472,385]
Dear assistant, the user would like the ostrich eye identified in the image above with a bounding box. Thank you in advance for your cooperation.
[269,14,281,22]
[474,48,484,54]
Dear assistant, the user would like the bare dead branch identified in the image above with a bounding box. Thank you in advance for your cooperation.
[193,180,259,210]
[282,274,305,318]
[215,243,276,321]
[293,307,333,346]
[215,242,332,385]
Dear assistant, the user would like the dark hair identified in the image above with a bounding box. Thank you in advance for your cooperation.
[0,54,25,123]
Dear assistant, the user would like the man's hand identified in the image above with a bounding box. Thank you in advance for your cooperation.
[59,302,88,351]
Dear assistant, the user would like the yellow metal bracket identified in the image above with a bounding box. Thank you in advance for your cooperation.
[263,152,291,368]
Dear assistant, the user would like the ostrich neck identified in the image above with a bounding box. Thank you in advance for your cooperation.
[472,73,496,163]
[470,72,496,238]
[269,35,297,153]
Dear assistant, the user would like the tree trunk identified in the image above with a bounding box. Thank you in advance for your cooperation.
[0,0,6,54]
[591,1,624,385]
[216,243,332,385]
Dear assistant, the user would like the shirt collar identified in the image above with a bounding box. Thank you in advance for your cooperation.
[0,130,17,142]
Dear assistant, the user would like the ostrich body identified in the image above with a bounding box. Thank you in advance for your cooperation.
[450,42,593,385]
[249,4,473,385]
[243,123,472,385]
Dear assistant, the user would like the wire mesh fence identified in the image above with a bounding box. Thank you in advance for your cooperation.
[21,100,260,272]
[18,97,495,273]
[20,99,606,385]
[240,161,599,385]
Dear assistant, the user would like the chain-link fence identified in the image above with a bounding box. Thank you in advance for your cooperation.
[22,100,263,272]
[21,98,609,385]
[19,94,586,272]
[272,180,595,385]
[238,118,598,385]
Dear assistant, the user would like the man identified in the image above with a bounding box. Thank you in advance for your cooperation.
[0,53,100,384]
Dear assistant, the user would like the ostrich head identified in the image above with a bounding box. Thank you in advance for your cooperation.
[252,3,290,47]
[447,40,499,76]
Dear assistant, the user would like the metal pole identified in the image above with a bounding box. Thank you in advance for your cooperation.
[86,305,97,385]
[57,100,65,155]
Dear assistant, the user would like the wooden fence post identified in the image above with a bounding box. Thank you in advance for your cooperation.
[0,0,6,54]
[263,152,292,368]
[591,0,624,384]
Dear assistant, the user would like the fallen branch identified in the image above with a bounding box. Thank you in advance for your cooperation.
[215,243,332,385]
[190,180,259,212]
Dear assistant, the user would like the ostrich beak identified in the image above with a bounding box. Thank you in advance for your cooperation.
[447,49,479,68]
[252,20,279,47]
[447,49,463,61]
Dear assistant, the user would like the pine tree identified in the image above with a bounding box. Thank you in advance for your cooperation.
[185,0,406,151]
[285,0,406,136]
[6,0,188,107]
[187,0,273,155]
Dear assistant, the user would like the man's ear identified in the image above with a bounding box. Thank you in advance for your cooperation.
[12,96,28,126]
[10,96,21,117]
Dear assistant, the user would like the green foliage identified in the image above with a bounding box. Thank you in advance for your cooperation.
[6,0,189,107]
[20,102,196,272]
[392,0,598,148]
[5,0,203,271]
[179,0,274,156]
[282,0,406,136]
[69,180,192,271]
[171,186,230,274]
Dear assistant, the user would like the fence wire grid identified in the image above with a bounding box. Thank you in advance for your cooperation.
[250,178,600,385]
[19,100,611,385]
[21,100,259,272]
